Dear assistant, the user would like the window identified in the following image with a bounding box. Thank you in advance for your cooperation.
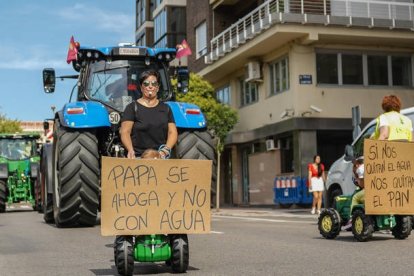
[316,53,338,84]
[368,55,388,85]
[196,21,207,58]
[136,0,146,28]
[240,80,258,106]
[353,124,376,158]
[154,9,166,44]
[316,51,412,87]
[136,33,146,46]
[216,85,231,105]
[342,54,363,85]
[269,57,289,95]
[392,56,412,86]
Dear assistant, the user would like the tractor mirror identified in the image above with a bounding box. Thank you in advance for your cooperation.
[43,121,50,130]
[43,68,56,93]
[177,68,189,93]
[344,144,355,162]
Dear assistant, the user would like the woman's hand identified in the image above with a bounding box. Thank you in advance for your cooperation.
[159,150,167,159]
[127,150,135,159]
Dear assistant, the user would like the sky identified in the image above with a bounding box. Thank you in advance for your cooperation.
[0,1,135,121]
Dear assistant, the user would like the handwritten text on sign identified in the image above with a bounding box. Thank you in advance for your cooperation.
[100,157,212,236]
[364,139,414,215]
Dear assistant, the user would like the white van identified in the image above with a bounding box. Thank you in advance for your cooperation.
[324,107,414,208]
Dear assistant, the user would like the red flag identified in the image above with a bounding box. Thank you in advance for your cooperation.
[66,36,78,64]
[176,39,192,59]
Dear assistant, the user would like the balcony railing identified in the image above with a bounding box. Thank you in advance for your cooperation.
[205,0,414,64]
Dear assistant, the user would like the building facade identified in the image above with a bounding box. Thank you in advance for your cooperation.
[136,0,414,206]
[187,0,414,206]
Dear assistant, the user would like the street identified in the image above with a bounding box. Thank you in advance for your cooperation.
[1,208,414,275]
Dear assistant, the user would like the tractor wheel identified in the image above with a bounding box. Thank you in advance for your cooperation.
[175,130,216,207]
[35,166,42,213]
[42,143,54,223]
[170,234,189,273]
[115,236,134,276]
[392,215,412,240]
[52,123,99,227]
[352,209,374,242]
[0,180,6,213]
[318,208,341,239]
[43,193,54,223]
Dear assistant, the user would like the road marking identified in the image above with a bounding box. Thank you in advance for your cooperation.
[210,231,224,234]
[213,215,313,224]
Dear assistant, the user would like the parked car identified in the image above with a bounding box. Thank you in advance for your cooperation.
[324,107,414,208]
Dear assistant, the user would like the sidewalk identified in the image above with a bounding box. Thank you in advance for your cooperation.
[212,206,319,219]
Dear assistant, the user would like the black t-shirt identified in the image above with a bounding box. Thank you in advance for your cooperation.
[122,101,175,156]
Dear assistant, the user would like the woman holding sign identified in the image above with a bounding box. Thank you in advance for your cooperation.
[343,95,413,229]
[120,70,178,158]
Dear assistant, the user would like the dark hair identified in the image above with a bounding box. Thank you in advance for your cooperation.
[139,70,160,85]
[314,155,323,177]
[382,95,401,112]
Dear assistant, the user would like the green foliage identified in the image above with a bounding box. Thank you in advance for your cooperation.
[175,73,238,152]
[0,113,22,133]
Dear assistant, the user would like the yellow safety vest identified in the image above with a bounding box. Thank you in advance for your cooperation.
[373,111,412,141]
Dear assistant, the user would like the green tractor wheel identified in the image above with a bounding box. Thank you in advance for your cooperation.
[170,234,189,273]
[318,208,341,239]
[0,180,6,212]
[392,215,412,240]
[352,209,374,242]
[114,236,134,276]
[41,143,54,223]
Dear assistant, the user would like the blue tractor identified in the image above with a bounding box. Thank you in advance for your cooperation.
[41,42,216,228]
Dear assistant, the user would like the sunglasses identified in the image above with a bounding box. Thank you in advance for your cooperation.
[142,80,159,87]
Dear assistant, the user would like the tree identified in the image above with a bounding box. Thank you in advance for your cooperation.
[175,73,238,209]
[0,113,22,133]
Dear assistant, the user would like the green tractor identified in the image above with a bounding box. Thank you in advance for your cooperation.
[319,144,412,242]
[0,133,40,212]
[318,193,412,242]
[114,234,189,275]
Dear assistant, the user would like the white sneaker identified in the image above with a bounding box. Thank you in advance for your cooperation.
[341,219,352,231]
[317,209,321,215]
[311,208,316,215]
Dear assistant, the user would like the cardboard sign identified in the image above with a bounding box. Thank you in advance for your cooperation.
[101,157,212,236]
[364,139,414,215]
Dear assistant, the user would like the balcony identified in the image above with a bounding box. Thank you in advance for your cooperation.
[205,0,414,64]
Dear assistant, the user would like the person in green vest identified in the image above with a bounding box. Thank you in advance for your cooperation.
[372,94,413,141]
[342,95,413,230]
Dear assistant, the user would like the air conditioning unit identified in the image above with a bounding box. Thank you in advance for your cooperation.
[245,61,262,82]
[265,139,280,151]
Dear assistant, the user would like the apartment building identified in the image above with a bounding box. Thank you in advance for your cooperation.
[135,0,187,48]
[186,0,414,206]
[136,0,414,206]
